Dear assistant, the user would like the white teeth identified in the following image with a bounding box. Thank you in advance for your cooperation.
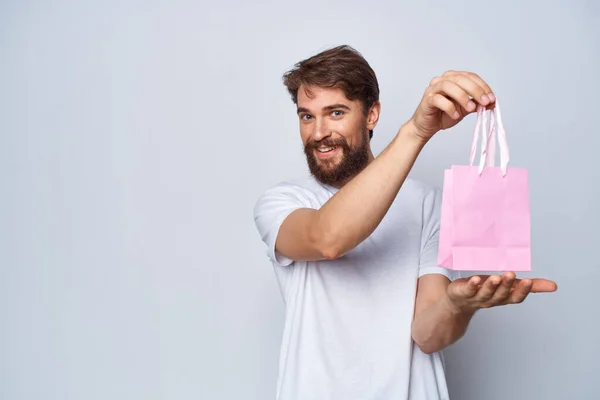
[317,146,336,153]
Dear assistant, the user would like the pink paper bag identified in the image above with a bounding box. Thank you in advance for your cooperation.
[438,102,531,272]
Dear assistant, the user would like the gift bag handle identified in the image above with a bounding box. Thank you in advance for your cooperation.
[468,101,510,176]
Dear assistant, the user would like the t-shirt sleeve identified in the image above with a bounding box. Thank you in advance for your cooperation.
[418,187,462,281]
[253,183,312,267]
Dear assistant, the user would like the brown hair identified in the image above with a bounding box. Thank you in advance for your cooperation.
[282,45,380,139]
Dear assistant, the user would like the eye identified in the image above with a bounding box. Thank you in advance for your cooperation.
[331,110,345,117]
[301,114,313,121]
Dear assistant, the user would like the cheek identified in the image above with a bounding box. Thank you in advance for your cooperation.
[299,125,312,145]
[336,119,363,146]
[332,120,352,139]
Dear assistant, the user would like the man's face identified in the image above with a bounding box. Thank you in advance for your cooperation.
[297,85,378,187]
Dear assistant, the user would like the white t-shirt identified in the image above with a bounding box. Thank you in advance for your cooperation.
[253,175,460,400]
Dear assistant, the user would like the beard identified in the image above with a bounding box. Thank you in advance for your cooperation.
[303,130,371,187]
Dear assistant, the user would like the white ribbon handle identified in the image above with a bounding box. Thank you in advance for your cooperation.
[468,100,510,176]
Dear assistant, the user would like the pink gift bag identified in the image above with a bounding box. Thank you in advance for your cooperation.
[437,101,531,272]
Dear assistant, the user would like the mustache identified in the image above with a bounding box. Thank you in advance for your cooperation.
[305,138,349,150]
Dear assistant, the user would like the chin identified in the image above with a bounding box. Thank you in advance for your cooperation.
[317,160,341,172]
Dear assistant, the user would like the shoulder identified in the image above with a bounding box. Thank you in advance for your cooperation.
[253,176,326,239]
[254,175,326,212]
[258,175,321,199]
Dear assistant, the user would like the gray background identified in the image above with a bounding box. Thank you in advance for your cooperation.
[1,0,598,399]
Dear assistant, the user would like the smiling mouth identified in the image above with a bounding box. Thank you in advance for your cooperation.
[313,146,341,162]
[316,146,337,153]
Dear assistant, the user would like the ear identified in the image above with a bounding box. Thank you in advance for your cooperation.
[366,101,381,131]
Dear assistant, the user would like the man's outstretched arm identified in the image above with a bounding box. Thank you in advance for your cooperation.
[411,272,558,354]
[276,72,496,261]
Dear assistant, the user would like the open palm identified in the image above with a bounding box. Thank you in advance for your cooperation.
[447,272,557,311]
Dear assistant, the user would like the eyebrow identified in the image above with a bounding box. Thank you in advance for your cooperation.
[297,103,352,114]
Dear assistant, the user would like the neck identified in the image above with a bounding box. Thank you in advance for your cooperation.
[367,148,375,163]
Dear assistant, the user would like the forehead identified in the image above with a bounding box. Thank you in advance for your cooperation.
[297,85,355,108]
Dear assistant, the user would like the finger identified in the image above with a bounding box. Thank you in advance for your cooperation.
[426,93,461,120]
[474,275,502,302]
[490,272,516,303]
[444,71,494,96]
[443,73,492,107]
[509,278,533,304]
[530,279,558,293]
[429,76,442,87]
[443,72,497,110]
[461,275,481,298]
[429,80,477,113]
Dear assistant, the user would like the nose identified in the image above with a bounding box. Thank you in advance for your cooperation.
[311,117,330,142]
